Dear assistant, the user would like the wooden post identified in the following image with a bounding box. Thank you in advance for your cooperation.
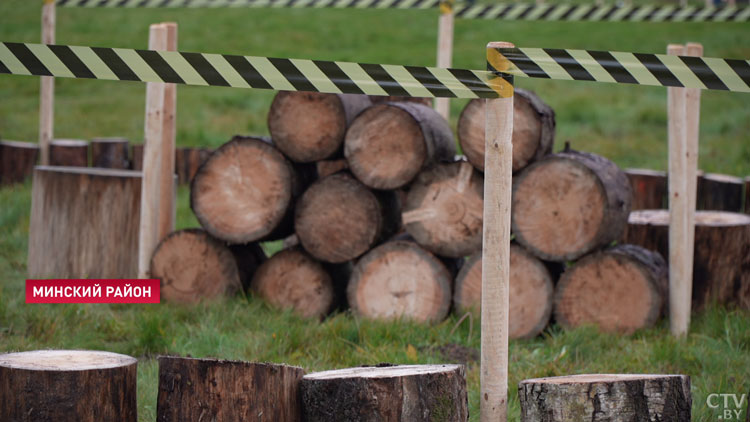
[481,41,514,422]
[39,0,55,165]
[434,0,454,121]
[158,22,178,239]
[684,42,702,285]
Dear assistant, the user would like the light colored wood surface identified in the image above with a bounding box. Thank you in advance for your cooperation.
[39,1,55,166]
[434,5,454,120]
[158,22,178,242]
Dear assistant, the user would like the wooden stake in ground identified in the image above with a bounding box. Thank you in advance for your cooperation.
[0,140,39,185]
[39,0,55,165]
[625,168,667,210]
[0,350,138,422]
[158,22,178,242]
[301,364,468,421]
[91,137,130,169]
[157,356,305,422]
[434,0,454,120]
[519,374,692,421]
[49,139,89,167]
[697,173,744,212]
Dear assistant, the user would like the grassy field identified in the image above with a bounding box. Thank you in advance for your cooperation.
[1,0,750,420]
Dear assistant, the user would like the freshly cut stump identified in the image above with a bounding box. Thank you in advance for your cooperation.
[345,102,455,189]
[624,209,750,310]
[250,248,335,319]
[457,88,555,172]
[0,140,39,185]
[50,139,89,167]
[554,244,667,333]
[512,149,632,261]
[175,147,212,184]
[268,92,371,162]
[347,240,452,324]
[301,364,468,422]
[0,350,137,422]
[157,356,305,422]
[453,244,554,339]
[228,242,267,289]
[519,374,691,422]
[403,161,483,258]
[149,228,242,304]
[191,136,300,243]
[625,168,667,210]
[698,172,744,212]
[91,137,130,169]
[295,173,399,263]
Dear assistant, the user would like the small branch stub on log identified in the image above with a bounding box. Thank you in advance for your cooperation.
[301,364,468,422]
[157,356,305,422]
[91,137,130,169]
[0,350,137,422]
[625,168,667,210]
[0,140,39,185]
[519,374,691,422]
[49,139,89,167]
[697,172,744,212]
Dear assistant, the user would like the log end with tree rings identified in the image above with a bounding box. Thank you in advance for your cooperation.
[150,229,242,304]
[403,161,483,258]
[457,88,555,173]
[250,248,335,319]
[512,150,632,262]
[50,139,89,167]
[625,168,667,210]
[453,245,554,339]
[554,244,667,333]
[347,240,452,324]
[191,136,295,243]
[344,102,455,190]
[0,140,39,185]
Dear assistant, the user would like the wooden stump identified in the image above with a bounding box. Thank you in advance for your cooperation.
[347,240,452,324]
[301,364,468,422]
[453,244,554,339]
[0,350,137,422]
[131,144,144,171]
[344,102,455,189]
[175,147,212,184]
[624,209,750,310]
[369,95,433,107]
[697,172,744,212]
[268,92,371,162]
[403,161,483,258]
[28,166,141,278]
[157,356,305,422]
[625,168,667,210]
[512,149,632,261]
[295,173,399,263]
[250,248,335,319]
[228,242,267,289]
[0,140,39,185]
[457,88,555,172]
[91,137,130,169]
[554,244,667,333]
[50,139,89,167]
[745,176,750,215]
[149,228,242,304]
[518,374,691,422]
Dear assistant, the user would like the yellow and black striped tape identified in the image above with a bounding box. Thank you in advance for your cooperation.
[55,0,442,10]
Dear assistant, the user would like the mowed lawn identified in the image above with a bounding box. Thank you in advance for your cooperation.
[1,1,750,421]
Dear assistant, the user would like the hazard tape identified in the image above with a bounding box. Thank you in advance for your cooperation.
[55,0,442,10]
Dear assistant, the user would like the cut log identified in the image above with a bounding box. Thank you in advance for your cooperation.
[453,244,554,339]
[228,242,267,289]
[0,140,39,185]
[315,158,348,178]
[403,160,483,258]
[519,374,691,422]
[268,92,371,162]
[697,172,744,212]
[457,88,555,172]
[130,144,144,171]
[49,139,89,167]
[625,168,667,210]
[369,95,433,107]
[347,240,452,323]
[295,173,400,263]
[91,137,130,169]
[301,364,468,422]
[250,248,335,319]
[28,166,141,278]
[554,244,667,333]
[149,228,242,304]
[157,356,305,422]
[175,146,212,184]
[624,209,750,310]
[344,102,455,189]
[512,149,632,261]
[0,350,138,422]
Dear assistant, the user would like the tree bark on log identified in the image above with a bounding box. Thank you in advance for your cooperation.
[624,209,750,310]
[91,137,130,169]
[625,168,667,210]
[457,88,555,173]
[345,102,455,190]
[268,92,371,162]
[0,350,138,422]
[453,244,555,339]
[369,95,433,107]
[512,149,632,261]
[554,244,668,333]
[131,144,144,171]
[518,374,691,422]
[403,160,483,258]
[157,356,305,422]
[49,139,89,167]
[0,140,39,185]
[28,166,141,278]
[301,364,468,422]
[228,242,267,289]
[175,147,212,185]
[697,172,744,212]
[150,228,242,304]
